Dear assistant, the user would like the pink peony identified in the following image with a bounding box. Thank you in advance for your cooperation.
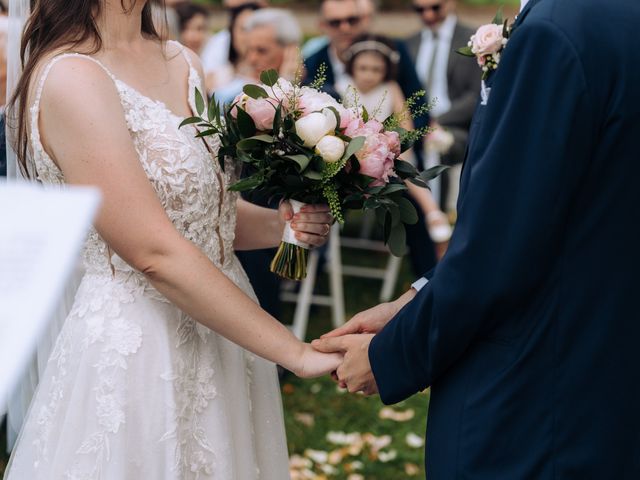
[244,97,278,131]
[356,133,396,186]
[471,24,504,57]
[384,131,401,157]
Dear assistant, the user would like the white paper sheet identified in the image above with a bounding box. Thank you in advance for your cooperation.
[0,183,100,415]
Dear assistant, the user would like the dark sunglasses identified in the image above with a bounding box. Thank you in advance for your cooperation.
[325,16,362,29]
[413,3,444,14]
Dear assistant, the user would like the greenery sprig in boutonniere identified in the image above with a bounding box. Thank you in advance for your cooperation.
[457,8,511,80]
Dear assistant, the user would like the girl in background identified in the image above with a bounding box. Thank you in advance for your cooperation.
[338,34,452,259]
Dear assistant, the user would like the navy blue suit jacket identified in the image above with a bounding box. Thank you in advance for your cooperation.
[369,0,640,478]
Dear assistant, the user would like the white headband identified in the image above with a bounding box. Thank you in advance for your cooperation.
[344,40,400,64]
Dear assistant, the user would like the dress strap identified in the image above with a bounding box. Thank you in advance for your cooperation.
[32,53,117,116]
[168,40,204,116]
[29,53,119,181]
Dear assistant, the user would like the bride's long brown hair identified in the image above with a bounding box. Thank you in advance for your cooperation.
[8,0,166,177]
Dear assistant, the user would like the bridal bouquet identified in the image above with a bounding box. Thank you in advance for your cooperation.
[181,70,442,280]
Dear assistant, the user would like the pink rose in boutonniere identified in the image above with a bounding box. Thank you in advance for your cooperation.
[457,8,511,80]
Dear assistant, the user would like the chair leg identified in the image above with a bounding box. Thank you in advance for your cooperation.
[328,224,345,329]
[380,255,403,302]
[290,249,320,340]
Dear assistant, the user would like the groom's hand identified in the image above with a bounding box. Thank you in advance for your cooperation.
[312,334,378,395]
[321,288,418,338]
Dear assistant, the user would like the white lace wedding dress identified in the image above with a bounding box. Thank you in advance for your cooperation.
[4,42,290,480]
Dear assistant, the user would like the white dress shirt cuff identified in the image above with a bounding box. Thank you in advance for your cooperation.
[411,277,429,292]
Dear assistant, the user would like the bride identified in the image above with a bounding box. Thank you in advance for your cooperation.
[3,0,341,478]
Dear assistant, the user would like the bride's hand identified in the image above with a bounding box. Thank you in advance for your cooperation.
[279,202,333,248]
[292,343,343,378]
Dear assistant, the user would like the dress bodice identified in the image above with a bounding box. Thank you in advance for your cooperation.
[28,42,239,284]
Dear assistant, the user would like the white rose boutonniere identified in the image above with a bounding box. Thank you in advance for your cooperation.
[457,8,511,80]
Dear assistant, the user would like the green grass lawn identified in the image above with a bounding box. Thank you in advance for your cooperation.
[0,218,430,479]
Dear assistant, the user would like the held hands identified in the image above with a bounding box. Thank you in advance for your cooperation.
[311,288,419,394]
[293,343,343,379]
[278,201,333,248]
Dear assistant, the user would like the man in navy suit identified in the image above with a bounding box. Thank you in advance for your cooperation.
[314,0,640,477]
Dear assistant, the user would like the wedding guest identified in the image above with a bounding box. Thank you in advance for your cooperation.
[338,34,451,260]
[174,2,210,55]
[305,0,434,276]
[215,8,302,104]
[201,0,267,93]
[406,0,480,212]
[302,0,376,59]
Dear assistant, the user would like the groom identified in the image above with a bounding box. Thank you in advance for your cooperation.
[313,0,640,477]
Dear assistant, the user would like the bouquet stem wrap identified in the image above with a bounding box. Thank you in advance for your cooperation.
[270,200,311,281]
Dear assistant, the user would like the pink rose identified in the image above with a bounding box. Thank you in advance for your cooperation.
[244,97,278,131]
[356,134,396,186]
[471,24,504,57]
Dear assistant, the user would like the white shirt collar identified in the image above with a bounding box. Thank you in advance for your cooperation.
[521,0,530,11]
[421,14,457,42]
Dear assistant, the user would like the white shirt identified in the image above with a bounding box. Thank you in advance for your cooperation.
[521,0,530,11]
[328,46,349,88]
[415,14,457,118]
[200,29,231,74]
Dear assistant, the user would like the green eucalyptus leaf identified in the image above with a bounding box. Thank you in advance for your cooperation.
[285,154,311,172]
[362,105,369,123]
[456,46,475,57]
[195,88,205,116]
[382,183,407,195]
[387,225,408,257]
[229,175,264,192]
[179,116,202,128]
[397,197,418,224]
[342,136,366,161]
[260,69,279,87]
[492,7,504,25]
[394,159,417,176]
[196,129,218,138]
[235,107,257,137]
[243,84,269,99]
[420,165,449,183]
[303,170,323,180]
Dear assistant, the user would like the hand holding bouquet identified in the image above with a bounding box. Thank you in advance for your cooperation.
[181,69,444,280]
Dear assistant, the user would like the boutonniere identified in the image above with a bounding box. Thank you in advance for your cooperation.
[457,9,512,80]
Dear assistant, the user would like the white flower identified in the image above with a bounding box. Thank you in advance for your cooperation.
[378,450,398,463]
[295,109,337,147]
[315,135,345,162]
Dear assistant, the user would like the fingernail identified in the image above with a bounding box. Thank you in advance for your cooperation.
[286,213,293,221]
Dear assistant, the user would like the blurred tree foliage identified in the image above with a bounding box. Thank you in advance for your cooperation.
[195,0,519,8]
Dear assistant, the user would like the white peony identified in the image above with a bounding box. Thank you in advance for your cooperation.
[315,135,345,162]
[295,109,338,147]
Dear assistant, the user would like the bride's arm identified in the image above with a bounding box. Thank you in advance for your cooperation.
[38,58,340,378]
[234,199,331,250]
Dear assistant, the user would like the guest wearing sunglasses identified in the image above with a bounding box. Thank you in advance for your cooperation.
[405,0,480,214]
[304,0,439,278]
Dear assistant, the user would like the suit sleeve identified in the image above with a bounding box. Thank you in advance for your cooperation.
[369,20,597,404]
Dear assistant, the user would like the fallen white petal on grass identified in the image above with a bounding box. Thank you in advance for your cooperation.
[405,432,425,448]
[310,383,322,394]
[304,449,329,465]
[378,450,398,463]
[326,431,361,445]
[405,463,421,476]
[294,412,315,427]
[289,455,312,469]
[347,475,365,480]
[379,406,415,422]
